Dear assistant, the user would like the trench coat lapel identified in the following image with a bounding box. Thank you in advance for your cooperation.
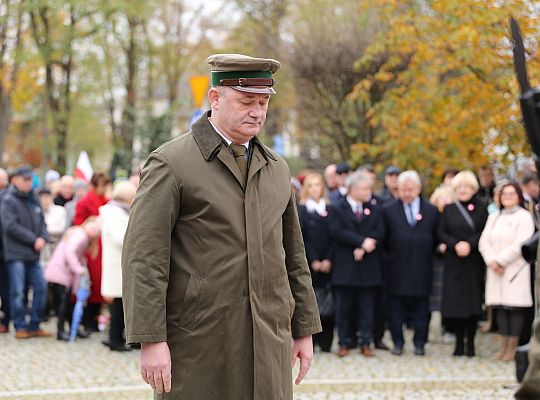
[217,147,246,191]
[247,144,268,185]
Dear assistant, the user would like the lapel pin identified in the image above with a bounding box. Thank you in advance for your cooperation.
[416,214,423,221]
[467,204,475,212]
[364,208,371,216]
[321,210,328,217]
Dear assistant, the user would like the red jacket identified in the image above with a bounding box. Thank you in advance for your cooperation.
[73,189,109,303]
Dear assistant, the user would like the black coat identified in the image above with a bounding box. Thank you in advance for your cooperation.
[377,187,397,206]
[1,185,48,262]
[328,198,384,288]
[298,205,334,288]
[328,189,345,204]
[382,198,439,297]
[437,196,488,318]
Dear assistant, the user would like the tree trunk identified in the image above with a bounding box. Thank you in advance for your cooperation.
[119,16,140,172]
[0,94,11,165]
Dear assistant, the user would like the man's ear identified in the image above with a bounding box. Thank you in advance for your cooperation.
[208,88,220,109]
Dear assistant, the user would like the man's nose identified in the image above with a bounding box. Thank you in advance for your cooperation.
[249,104,264,118]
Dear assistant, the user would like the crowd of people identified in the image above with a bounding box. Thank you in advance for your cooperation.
[0,160,538,363]
[0,166,139,352]
[295,162,539,361]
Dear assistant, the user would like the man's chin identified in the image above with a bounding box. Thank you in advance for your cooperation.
[241,127,262,138]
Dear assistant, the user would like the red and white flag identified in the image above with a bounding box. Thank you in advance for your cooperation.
[74,151,93,182]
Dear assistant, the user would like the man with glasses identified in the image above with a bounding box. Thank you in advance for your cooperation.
[0,166,51,339]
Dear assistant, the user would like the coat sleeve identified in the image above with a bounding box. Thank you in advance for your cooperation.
[122,152,181,344]
[328,207,365,248]
[65,234,86,276]
[478,213,496,265]
[496,212,535,267]
[282,191,322,339]
[1,197,38,246]
[298,207,316,265]
[371,208,385,244]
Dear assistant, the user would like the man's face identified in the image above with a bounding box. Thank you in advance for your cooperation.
[324,165,337,189]
[523,181,540,198]
[385,173,399,190]
[39,193,52,210]
[336,172,348,187]
[398,180,421,204]
[60,177,74,198]
[0,170,8,189]
[210,87,270,143]
[12,175,33,193]
[478,169,493,187]
[349,181,372,203]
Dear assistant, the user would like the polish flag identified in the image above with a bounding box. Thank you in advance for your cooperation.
[74,151,93,182]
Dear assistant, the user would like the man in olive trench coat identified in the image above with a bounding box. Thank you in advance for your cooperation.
[121,54,322,400]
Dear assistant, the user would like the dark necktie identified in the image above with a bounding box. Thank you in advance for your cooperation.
[230,144,248,185]
[355,205,363,220]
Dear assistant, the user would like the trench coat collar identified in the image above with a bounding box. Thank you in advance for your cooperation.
[192,110,277,162]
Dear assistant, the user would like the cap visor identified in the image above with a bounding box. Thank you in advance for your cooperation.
[231,86,276,95]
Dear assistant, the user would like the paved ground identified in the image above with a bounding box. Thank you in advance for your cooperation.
[0,317,519,400]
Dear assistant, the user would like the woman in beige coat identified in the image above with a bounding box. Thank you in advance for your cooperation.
[100,181,137,351]
[479,182,535,361]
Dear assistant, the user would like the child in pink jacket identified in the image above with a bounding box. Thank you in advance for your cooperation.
[45,218,100,341]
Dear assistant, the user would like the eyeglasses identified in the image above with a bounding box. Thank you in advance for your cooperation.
[22,176,32,181]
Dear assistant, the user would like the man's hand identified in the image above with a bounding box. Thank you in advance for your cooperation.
[34,237,46,252]
[353,248,365,262]
[311,260,322,272]
[320,259,332,273]
[455,241,471,258]
[292,335,313,385]
[361,238,377,253]
[141,342,172,394]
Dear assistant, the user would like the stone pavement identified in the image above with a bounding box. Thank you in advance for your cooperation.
[0,318,518,400]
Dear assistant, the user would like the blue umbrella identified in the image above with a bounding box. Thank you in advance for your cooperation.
[69,275,90,342]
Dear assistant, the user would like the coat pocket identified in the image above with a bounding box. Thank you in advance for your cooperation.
[178,274,205,333]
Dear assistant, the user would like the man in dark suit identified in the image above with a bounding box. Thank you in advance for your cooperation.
[382,170,439,356]
[328,162,350,203]
[378,166,401,205]
[329,172,384,357]
[521,171,540,215]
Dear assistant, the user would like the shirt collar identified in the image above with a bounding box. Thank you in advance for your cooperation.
[346,195,362,211]
[208,119,249,150]
[403,197,421,213]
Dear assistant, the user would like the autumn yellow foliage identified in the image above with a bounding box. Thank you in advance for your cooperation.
[351,0,540,187]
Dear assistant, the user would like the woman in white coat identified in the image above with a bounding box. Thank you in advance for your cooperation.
[479,182,535,361]
[100,181,137,352]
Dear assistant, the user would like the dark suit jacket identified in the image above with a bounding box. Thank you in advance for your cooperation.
[328,198,384,288]
[298,205,334,288]
[382,198,439,297]
[328,189,345,204]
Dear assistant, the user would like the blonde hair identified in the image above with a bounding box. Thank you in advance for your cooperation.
[451,170,479,192]
[111,181,137,203]
[299,173,328,205]
[430,186,454,211]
